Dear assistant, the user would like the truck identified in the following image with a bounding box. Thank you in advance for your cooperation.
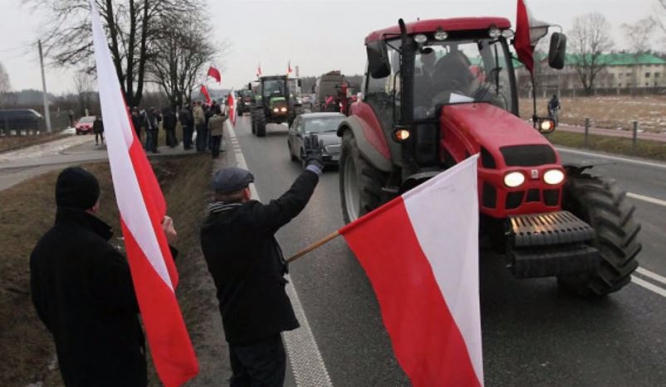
[337,18,641,297]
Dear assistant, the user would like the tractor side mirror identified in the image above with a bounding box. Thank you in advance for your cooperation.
[366,41,391,79]
[548,32,567,70]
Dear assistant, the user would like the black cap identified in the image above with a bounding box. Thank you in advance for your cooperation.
[55,167,100,210]
[212,167,254,193]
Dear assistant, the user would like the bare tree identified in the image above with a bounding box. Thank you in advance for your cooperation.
[623,17,657,53]
[29,0,201,107]
[568,12,615,94]
[73,70,96,116]
[148,16,225,109]
[0,62,11,104]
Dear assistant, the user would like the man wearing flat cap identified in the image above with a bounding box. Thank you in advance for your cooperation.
[201,135,325,387]
[30,167,178,387]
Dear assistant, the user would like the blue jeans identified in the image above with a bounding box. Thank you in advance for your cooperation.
[145,130,157,152]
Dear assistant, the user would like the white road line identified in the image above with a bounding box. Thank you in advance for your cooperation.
[632,276,666,299]
[556,147,666,170]
[227,122,333,387]
[627,193,666,208]
[635,267,666,287]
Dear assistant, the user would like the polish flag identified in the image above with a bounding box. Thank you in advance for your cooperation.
[287,61,293,74]
[207,66,221,83]
[89,2,198,386]
[515,0,549,75]
[227,91,237,127]
[200,84,211,104]
[257,64,262,78]
[339,155,483,387]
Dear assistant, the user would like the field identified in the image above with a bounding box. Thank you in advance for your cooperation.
[519,95,666,132]
[0,154,217,387]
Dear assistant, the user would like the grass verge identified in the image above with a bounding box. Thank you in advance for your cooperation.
[546,131,666,162]
[0,153,212,387]
[0,132,69,153]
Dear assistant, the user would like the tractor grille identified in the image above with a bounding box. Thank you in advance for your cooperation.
[500,145,557,167]
[506,191,523,209]
[482,183,497,209]
[543,189,559,206]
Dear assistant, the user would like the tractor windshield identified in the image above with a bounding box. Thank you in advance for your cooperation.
[263,79,286,98]
[413,38,516,119]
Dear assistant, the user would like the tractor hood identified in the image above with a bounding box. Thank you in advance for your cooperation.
[440,103,560,167]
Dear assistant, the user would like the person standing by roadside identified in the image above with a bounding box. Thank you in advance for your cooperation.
[144,107,161,153]
[193,101,207,152]
[131,107,143,141]
[179,103,194,150]
[207,105,227,159]
[200,136,325,387]
[93,116,104,146]
[548,94,561,127]
[30,167,179,387]
[163,107,178,148]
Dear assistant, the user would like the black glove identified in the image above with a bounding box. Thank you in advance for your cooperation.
[303,134,325,171]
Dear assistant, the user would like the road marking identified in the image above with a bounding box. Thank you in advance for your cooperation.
[632,276,666,299]
[227,122,333,387]
[556,147,666,170]
[627,193,666,208]
[635,267,666,287]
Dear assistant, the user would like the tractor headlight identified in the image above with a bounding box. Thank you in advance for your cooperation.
[280,107,287,112]
[273,108,279,113]
[489,27,501,39]
[501,29,515,39]
[504,172,525,188]
[544,169,565,185]
[434,29,448,41]
[414,34,428,44]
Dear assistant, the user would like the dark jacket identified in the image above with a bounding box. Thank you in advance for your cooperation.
[179,108,193,127]
[163,110,178,130]
[200,170,319,345]
[30,208,145,387]
[131,113,142,134]
[93,118,104,134]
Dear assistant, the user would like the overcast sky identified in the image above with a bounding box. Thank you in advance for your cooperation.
[0,0,662,95]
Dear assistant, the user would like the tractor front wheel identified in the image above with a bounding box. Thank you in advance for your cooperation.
[255,111,267,137]
[558,174,641,297]
[250,110,257,134]
[339,130,386,224]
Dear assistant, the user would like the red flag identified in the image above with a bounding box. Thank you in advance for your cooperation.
[515,0,549,75]
[287,61,292,74]
[257,64,262,78]
[90,2,198,386]
[200,85,211,104]
[339,155,483,387]
[227,91,237,127]
[207,66,221,83]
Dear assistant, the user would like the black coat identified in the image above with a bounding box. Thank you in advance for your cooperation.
[163,111,177,130]
[30,208,146,387]
[200,170,319,345]
[179,108,193,127]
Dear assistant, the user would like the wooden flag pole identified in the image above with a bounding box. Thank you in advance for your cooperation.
[286,230,341,264]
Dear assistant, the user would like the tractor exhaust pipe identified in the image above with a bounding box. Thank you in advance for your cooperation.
[398,19,417,178]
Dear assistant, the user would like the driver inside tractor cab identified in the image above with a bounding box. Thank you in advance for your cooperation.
[413,39,512,119]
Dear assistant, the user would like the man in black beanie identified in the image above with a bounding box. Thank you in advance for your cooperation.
[30,166,178,387]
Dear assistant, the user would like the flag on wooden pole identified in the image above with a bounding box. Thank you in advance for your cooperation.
[339,155,483,387]
[89,1,199,386]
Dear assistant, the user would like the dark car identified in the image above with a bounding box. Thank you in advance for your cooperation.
[288,112,345,168]
[0,109,43,134]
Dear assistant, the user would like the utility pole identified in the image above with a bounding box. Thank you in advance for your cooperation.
[38,40,52,133]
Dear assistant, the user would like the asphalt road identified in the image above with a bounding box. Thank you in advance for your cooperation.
[231,116,666,387]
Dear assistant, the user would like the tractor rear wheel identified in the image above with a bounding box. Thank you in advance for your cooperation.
[558,174,641,297]
[339,130,386,224]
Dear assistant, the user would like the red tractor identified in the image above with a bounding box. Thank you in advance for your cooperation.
[337,18,640,297]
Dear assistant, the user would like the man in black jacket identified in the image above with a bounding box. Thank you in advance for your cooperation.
[201,136,324,387]
[163,106,178,148]
[179,103,194,150]
[30,167,178,387]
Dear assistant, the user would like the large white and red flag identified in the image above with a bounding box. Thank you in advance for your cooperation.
[89,2,199,386]
[515,0,549,75]
[339,155,483,387]
[227,91,237,127]
[200,84,212,105]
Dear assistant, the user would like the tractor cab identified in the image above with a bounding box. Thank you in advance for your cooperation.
[250,75,303,136]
